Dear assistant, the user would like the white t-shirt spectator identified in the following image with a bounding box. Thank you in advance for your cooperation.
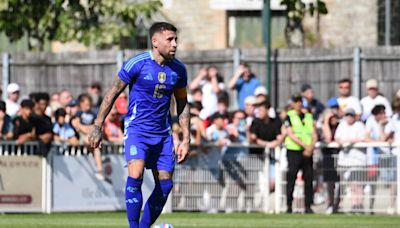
[361,95,392,121]
[385,113,400,143]
[5,100,20,117]
[337,96,362,115]
[365,116,391,164]
[199,80,225,120]
[334,120,366,167]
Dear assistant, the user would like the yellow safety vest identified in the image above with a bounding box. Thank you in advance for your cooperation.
[284,110,314,151]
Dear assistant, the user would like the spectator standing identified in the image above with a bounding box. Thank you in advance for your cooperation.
[250,101,283,191]
[53,108,78,145]
[228,63,261,110]
[384,95,400,214]
[189,66,227,120]
[30,92,53,155]
[337,79,362,119]
[365,105,393,213]
[320,106,340,214]
[360,79,392,121]
[5,83,21,118]
[0,101,13,140]
[72,93,103,179]
[205,112,230,177]
[301,84,325,120]
[13,99,35,145]
[334,108,367,213]
[284,95,318,213]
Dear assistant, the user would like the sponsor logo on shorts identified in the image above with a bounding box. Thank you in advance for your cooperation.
[130,145,137,156]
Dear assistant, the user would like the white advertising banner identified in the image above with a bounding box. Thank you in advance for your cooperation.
[52,154,156,212]
[0,156,44,212]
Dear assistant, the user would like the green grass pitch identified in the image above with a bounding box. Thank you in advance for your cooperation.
[1,212,400,228]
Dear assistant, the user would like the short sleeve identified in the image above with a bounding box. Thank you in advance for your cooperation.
[235,78,245,90]
[175,65,187,89]
[249,119,259,134]
[118,55,146,84]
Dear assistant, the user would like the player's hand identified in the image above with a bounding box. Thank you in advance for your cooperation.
[89,124,102,150]
[176,141,190,164]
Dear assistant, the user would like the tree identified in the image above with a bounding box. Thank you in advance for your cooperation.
[0,0,162,51]
[280,0,328,48]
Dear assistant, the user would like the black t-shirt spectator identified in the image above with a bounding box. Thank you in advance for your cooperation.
[13,116,34,139]
[250,117,282,154]
[30,114,53,136]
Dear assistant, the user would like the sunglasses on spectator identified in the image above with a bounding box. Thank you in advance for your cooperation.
[339,86,350,89]
[345,113,355,117]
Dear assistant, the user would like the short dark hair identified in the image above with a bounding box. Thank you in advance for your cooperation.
[20,99,34,109]
[291,94,303,103]
[301,84,312,92]
[78,93,92,104]
[149,22,177,38]
[256,100,271,109]
[0,100,5,112]
[55,108,67,119]
[371,104,385,115]
[90,82,102,90]
[338,78,352,84]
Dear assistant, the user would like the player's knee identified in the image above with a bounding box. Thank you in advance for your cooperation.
[157,170,173,180]
[127,159,145,178]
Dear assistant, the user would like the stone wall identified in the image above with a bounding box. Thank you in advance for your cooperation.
[161,0,227,50]
[303,0,378,48]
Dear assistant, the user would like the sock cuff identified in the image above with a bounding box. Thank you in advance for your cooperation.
[127,176,143,186]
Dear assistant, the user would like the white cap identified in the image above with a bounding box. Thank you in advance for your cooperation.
[254,86,268,96]
[366,79,378,89]
[244,96,257,105]
[7,83,20,93]
[396,89,400,98]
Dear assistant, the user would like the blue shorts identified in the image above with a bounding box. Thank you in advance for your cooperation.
[124,133,175,172]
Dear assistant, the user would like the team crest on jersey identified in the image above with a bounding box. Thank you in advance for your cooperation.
[158,72,166,83]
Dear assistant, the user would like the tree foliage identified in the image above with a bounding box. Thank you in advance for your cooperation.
[0,0,162,51]
[280,0,328,48]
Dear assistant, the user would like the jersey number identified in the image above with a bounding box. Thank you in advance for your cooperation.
[153,84,166,98]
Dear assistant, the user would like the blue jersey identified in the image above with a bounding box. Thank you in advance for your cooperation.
[118,51,187,137]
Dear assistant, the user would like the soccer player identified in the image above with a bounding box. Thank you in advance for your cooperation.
[88,22,190,228]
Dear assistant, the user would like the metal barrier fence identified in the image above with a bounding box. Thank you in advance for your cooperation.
[1,141,399,215]
[275,143,400,215]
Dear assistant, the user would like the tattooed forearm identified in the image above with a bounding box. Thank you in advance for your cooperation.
[94,77,127,126]
[176,98,190,143]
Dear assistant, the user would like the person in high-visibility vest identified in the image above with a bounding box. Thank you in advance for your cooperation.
[284,95,318,213]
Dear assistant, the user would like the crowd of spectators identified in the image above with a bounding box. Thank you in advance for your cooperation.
[2,63,400,213]
[0,82,128,180]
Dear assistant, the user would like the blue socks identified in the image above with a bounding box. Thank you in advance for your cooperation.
[125,177,143,228]
[140,179,173,228]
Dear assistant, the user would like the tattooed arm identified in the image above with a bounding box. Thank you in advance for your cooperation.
[174,88,190,164]
[89,77,127,149]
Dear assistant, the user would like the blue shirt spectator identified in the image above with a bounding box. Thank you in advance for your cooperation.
[228,63,261,110]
